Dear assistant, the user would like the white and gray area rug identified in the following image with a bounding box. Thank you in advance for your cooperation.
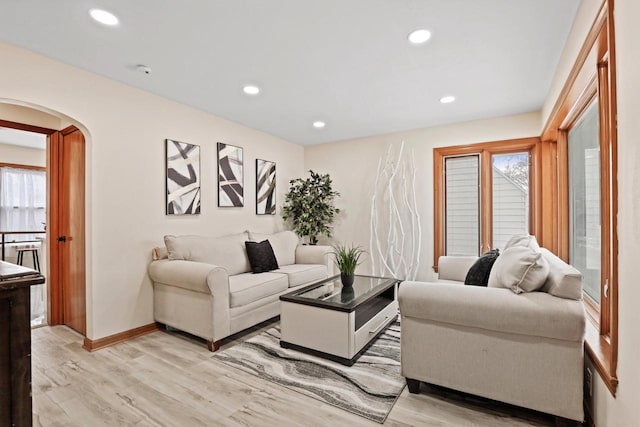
[213,321,404,423]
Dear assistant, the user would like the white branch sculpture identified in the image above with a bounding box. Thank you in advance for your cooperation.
[370,142,422,281]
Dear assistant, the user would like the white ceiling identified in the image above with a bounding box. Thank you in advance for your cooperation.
[0,1,581,146]
[0,127,46,150]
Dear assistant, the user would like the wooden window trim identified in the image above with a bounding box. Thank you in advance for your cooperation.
[0,119,56,136]
[433,137,540,272]
[0,162,46,172]
[542,0,618,395]
[0,118,50,180]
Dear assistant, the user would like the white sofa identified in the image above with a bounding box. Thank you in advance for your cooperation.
[398,248,586,422]
[148,230,333,351]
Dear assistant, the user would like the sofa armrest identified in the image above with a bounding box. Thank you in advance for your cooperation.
[295,245,335,276]
[148,259,229,296]
[437,256,478,282]
[399,281,585,342]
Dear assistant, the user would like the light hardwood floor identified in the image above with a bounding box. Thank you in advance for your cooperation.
[31,321,555,427]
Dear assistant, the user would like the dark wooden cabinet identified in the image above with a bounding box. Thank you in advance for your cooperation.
[0,261,44,427]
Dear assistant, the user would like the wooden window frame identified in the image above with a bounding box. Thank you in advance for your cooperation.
[542,0,618,395]
[433,137,540,272]
[0,163,46,172]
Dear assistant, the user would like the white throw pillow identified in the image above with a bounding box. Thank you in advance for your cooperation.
[488,245,549,293]
[164,233,251,275]
[539,248,583,300]
[503,234,541,252]
[248,231,299,266]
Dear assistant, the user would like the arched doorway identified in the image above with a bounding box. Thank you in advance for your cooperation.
[0,103,87,335]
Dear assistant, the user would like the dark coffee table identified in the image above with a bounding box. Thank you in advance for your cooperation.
[279,274,399,366]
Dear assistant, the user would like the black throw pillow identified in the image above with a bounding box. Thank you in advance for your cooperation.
[464,249,500,286]
[245,240,279,274]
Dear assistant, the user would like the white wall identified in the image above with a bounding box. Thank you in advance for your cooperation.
[589,0,640,425]
[304,112,540,281]
[0,103,61,130]
[0,142,45,167]
[541,0,603,126]
[0,41,304,340]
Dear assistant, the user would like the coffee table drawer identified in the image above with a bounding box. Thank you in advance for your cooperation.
[353,301,398,355]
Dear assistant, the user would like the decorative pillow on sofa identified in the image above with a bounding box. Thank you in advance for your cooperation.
[488,245,549,294]
[464,249,500,286]
[245,240,279,273]
[164,233,251,275]
[503,234,541,251]
[539,248,583,300]
[248,231,299,266]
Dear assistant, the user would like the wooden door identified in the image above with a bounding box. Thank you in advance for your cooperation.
[49,126,86,335]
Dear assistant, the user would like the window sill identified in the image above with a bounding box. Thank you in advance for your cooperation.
[584,319,618,396]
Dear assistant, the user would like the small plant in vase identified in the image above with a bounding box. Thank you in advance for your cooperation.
[333,244,366,288]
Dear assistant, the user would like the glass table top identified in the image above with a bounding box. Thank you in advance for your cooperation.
[280,275,398,311]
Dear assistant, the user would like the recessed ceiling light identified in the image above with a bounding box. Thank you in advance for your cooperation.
[440,95,456,104]
[313,121,326,129]
[408,29,431,45]
[243,85,260,95]
[89,9,119,26]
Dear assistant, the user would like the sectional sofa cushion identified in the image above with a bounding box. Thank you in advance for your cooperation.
[437,256,479,282]
[228,272,288,308]
[274,264,327,287]
[245,240,279,273]
[164,233,250,275]
[249,231,299,266]
[540,248,583,300]
[488,245,549,293]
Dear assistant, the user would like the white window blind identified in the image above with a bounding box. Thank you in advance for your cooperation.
[445,155,480,256]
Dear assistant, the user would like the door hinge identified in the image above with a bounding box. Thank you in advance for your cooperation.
[57,236,67,243]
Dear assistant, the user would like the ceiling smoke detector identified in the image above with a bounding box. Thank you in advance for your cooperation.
[136,65,152,75]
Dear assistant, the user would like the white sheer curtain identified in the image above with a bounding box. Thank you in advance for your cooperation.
[0,166,46,240]
[0,166,47,326]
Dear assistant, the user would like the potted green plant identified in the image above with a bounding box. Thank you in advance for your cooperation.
[282,170,340,245]
[333,244,365,288]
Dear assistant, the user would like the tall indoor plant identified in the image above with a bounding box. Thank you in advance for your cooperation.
[282,170,340,245]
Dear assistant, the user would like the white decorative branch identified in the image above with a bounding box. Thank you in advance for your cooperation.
[369,141,422,281]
